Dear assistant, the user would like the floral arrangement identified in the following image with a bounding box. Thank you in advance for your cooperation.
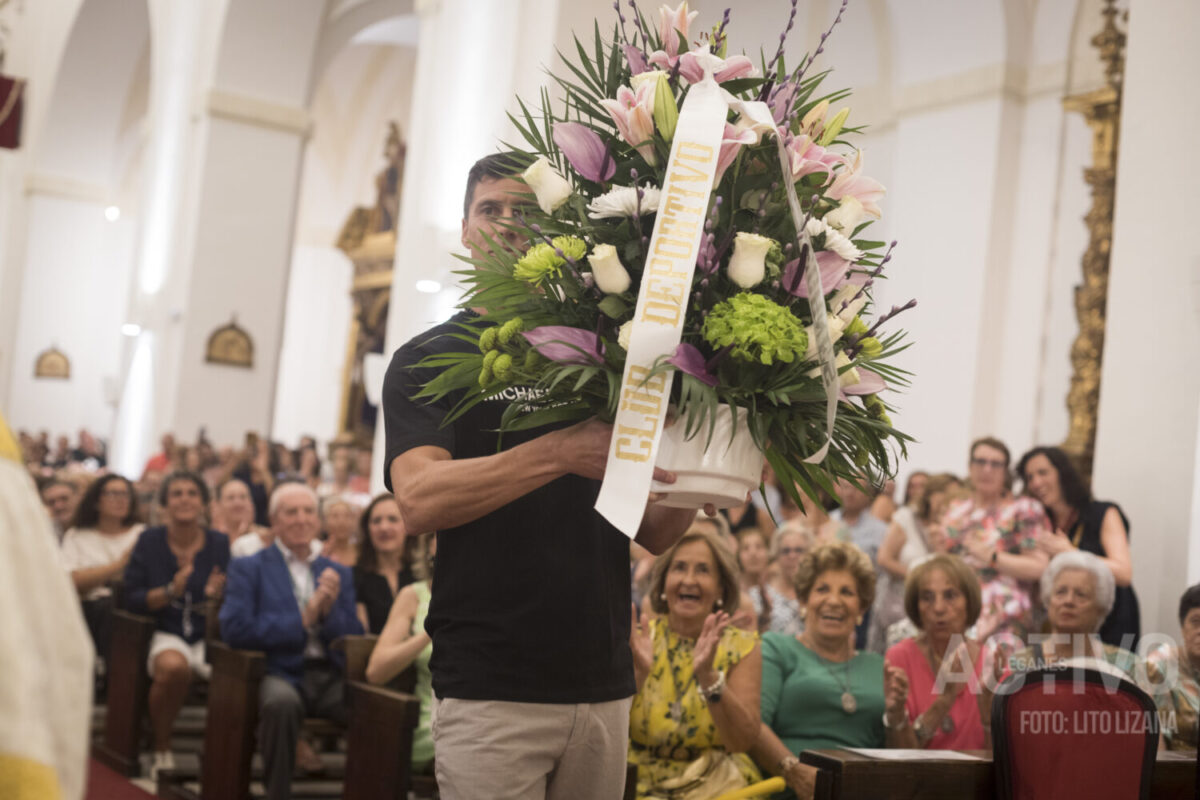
[419,0,915,504]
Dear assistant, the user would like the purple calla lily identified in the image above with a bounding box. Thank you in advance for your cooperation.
[784,250,851,298]
[522,326,605,366]
[552,122,616,183]
[665,343,718,387]
[842,368,886,396]
[622,44,649,75]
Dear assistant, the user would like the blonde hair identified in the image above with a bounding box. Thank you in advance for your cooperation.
[794,540,876,610]
[648,528,742,616]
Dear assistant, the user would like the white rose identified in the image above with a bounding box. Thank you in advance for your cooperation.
[824,196,865,233]
[805,314,846,363]
[727,231,772,288]
[522,156,573,214]
[618,321,633,350]
[806,350,858,386]
[587,243,631,294]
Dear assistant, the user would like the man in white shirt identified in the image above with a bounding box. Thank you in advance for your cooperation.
[220,483,362,800]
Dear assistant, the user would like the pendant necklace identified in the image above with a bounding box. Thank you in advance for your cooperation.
[664,629,695,724]
[807,637,857,714]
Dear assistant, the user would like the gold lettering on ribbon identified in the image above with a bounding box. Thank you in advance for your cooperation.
[615,366,668,462]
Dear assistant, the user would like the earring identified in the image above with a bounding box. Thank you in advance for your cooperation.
[715,598,724,608]
[799,607,807,620]
[660,593,667,601]
[856,615,863,626]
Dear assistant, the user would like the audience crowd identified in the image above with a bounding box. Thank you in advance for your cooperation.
[17,426,1200,798]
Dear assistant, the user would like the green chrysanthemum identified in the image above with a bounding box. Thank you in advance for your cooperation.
[492,353,514,381]
[479,327,498,353]
[858,336,882,358]
[552,236,587,261]
[701,292,808,365]
[845,316,868,337]
[498,317,525,345]
[513,243,564,284]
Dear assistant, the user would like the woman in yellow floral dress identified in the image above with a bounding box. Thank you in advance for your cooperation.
[629,527,763,799]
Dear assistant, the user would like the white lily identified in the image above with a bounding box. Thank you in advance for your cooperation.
[824,196,866,234]
[804,314,846,362]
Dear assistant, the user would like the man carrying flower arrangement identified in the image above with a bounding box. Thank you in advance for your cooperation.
[382,153,700,800]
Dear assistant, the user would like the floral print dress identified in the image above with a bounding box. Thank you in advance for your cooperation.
[628,618,762,796]
[942,497,1050,642]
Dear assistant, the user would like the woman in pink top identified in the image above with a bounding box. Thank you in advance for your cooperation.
[883,554,993,749]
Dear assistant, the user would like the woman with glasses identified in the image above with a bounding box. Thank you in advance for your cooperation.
[941,437,1051,642]
[60,473,145,687]
[748,520,812,636]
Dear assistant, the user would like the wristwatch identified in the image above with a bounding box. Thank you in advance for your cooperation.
[700,670,726,703]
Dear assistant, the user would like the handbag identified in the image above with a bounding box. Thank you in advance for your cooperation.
[644,750,748,800]
[0,74,25,150]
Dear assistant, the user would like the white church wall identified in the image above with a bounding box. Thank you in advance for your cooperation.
[1094,0,1200,641]
[6,193,136,437]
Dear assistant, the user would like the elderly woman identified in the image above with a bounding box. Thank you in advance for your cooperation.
[942,437,1051,642]
[1154,583,1200,750]
[1008,551,1158,696]
[353,494,415,633]
[1017,446,1139,647]
[750,541,911,799]
[319,496,359,567]
[628,528,762,798]
[747,520,811,637]
[870,474,963,652]
[884,555,989,749]
[365,533,437,774]
[123,470,230,777]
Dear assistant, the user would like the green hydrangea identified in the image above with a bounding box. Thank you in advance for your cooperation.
[701,293,808,365]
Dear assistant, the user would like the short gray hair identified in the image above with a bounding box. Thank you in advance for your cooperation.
[1041,550,1116,628]
[268,482,319,519]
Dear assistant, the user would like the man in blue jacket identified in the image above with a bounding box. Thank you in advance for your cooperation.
[220,482,362,800]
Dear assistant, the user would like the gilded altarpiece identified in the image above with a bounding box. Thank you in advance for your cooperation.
[335,122,405,446]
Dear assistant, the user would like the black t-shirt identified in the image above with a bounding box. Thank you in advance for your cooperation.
[353,565,415,634]
[382,311,635,704]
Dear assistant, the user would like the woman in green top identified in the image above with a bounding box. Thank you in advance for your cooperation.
[365,532,436,773]
[750,541,912,798]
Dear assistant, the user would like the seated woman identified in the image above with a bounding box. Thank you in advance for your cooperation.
[365,533,437,774]
[749,541,910,799]
[870,474,962,652]
[1152,583,1199,750]
[628,528,762,799]
[353,494,414,634]
[217,479,270,558]
[319,495,359,567]
[884,554,990,749]
[60,474,145,683]
[1017,446,1139,647]
[1008,551,1159,695]
[747,520,811,637]
[123,470,230,777]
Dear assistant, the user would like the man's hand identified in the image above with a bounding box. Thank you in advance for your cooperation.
[551,418,615,480]
[315,568,340,614]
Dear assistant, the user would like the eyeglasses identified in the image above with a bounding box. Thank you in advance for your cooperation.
[970,457,1007,470]
[101,489,131,498]
[779,547,807,556]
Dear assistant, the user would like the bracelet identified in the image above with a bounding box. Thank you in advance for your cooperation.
[700,670,726,702]
[778,755,800,775]
[882,710,909,730]
[163,583,177,601]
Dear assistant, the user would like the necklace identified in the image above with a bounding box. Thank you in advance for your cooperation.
[664,627,697,723]
[802,635,856,714]
[921,638,960,734]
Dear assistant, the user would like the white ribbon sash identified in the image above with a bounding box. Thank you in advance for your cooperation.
[595,66,838,538]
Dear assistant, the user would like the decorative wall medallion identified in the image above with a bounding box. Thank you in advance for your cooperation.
[205,317,254,368]
[34,346,70,379]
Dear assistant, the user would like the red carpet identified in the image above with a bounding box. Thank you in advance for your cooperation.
[85,758,155,800]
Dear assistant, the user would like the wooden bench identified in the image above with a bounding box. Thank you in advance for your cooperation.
[93,609,155,775]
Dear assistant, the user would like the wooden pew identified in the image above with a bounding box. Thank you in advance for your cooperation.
[93,609,155,775]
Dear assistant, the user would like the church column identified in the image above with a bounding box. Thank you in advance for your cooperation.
[1092,0,1200,639]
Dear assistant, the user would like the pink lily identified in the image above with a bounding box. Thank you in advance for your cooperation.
[600,84,658,166]
[522,326,604,366]
[714,122,758,184]
[658,2,699,58]
[675,51,756,84]
[552,122,615,183]
[827,149,886,218]
[787,133,844,184]
[842,368,887,396]
[783,250,851,297]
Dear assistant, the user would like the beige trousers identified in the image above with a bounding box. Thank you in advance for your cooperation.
[431,695,633,800]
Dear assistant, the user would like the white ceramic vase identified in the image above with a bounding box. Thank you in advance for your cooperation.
[650,404,763,509]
